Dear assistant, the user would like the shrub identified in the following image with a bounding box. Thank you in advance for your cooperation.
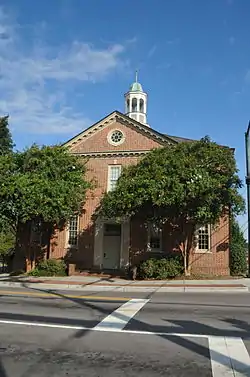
[138,255,183,279]
[230,243,247,276]
[230,217,247,276]
[9,269,25,277]
[0,229,15,269]
[28,259,67,277]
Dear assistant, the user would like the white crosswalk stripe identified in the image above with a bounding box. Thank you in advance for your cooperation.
[209,337,234,377]
[0,295,250,376]
[93,298,149,331]
[209,336,250,377]
[226,337,250,377]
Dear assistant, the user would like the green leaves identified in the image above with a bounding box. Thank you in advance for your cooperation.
[0,116,14,155]
[0,144,92,228]
[99,138,245,226]
[230,216,247,275]
[0,227,15,258]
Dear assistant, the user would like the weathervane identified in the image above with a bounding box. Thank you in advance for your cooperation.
[135,70,138,83]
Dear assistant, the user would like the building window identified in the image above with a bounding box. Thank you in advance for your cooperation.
[148,223,162,252]
[132,98,137,112]
[107,129,125,146]
[68,215,78,246]
[139,98,144,113]
[108,165,121,191]
[196,224,210,252]
[30,219,42,245]
[126,99,130,113]
[104,223,121,236]
[111,130,123,144]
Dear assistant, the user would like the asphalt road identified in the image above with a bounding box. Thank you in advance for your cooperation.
[0,287,250,376]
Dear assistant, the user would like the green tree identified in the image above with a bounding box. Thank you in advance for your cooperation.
[0,116,13,155]
[0,144,92,257]
[0,227,15,270]
[98,137,244,276]
[230,216,247,275]
[0,116,15,260]
[0,153,17,232]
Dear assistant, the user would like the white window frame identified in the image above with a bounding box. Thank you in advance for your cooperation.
[66,214,79,248]
[194,224,211,253]
[147,222,163,253]
[107,130,125,146]
[107,165,122,192]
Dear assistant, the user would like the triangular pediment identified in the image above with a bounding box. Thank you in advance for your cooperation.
[64,111,177,155]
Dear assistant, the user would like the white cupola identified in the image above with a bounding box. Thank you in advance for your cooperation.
[124,72,148,126]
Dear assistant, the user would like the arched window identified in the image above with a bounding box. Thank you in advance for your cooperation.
[126,99,130,113]
[132,98,137,112]
[139,99,144,113]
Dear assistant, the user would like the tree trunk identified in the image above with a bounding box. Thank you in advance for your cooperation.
[185,224,195,276]
[46,224,53,260]
[183,251,191,276]
[183,252,187,276]
[178,221,194,277]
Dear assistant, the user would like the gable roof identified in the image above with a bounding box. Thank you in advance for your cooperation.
[165,135,197,143]
[63,110,231,151]
[165,134,232,150]
[63,110,179,149]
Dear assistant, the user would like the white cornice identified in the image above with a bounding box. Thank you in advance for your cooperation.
[65,114,117,148]
[64,111,175,150]
[115,114,171,145]
[72,150,150,158]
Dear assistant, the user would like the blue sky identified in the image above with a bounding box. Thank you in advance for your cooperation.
[0,0,249,232]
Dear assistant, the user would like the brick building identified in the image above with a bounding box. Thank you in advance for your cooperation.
[19,78,230,276]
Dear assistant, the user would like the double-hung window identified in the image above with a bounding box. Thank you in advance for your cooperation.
[147,223,162,252]
[68,215,79,247]
[107,165,122,192]
[195,224,211,252]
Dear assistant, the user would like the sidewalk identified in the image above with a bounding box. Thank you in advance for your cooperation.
[0,274,248,293]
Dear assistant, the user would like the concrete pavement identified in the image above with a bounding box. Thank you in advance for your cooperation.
[0,273,248,292]
[0,287,250,375]
[0,324,212,376]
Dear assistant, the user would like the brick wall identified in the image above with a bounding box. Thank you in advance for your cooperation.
[42,118,161,268]
[70,121,161,154]
[129,217,230,276]
[52,155,143,268]
[190,216,230,276]
[49,118,231,276]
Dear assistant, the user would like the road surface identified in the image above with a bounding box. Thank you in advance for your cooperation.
[0,286,249,376]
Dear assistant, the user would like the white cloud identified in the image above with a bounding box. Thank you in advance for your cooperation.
[147,45,157,58]
[0,7,128,135]
[229,36,236,45]
[166,38,180,45]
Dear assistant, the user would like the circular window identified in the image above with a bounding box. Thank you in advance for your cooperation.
[108,130,125,146]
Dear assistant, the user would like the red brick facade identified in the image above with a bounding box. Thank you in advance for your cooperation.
[16,111,230,276]
[48,111,230,276]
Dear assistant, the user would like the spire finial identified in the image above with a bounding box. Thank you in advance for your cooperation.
[135,70,138,83]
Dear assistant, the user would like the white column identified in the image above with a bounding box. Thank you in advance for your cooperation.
[129,96,132,113]
[120,219,130,269]
[136,97,139,112]
[93,218,104,269]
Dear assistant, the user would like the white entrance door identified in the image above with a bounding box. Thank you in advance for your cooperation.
[103,223,121,269]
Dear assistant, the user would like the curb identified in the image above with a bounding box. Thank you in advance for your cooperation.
[0,281,248,293]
